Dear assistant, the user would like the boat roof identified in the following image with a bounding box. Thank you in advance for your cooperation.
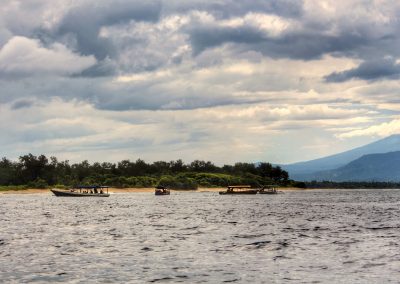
[75,185,109,189]
[227,185,252,188]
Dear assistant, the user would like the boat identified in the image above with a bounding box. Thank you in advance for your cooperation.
[219,185,258,195]
[258,185,282,194]
[51,186,110,197]
[155,186,170,196]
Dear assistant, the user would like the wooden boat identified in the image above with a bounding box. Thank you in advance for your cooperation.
[155,186,170,196]
[258,185,282,194]
[219,185,258,195]
[51,186,110,197]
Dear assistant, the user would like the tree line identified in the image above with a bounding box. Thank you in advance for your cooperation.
[0,154,290,189]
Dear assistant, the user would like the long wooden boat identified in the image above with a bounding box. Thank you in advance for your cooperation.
[219,185,258,195]
[51,186,110,197]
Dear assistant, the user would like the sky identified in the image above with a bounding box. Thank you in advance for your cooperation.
[0,0,400,165]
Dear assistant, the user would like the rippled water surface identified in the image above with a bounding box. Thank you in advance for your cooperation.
[1,189,400,283]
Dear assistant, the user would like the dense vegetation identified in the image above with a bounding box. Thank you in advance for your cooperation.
[0,154,290,190]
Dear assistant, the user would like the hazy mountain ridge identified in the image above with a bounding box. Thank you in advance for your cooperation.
[306,151,400,182]
[283,135,400,181]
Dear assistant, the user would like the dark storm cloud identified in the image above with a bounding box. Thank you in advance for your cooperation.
[325,58,400,83]
[189,23,371,59]
[189,25,267,56]
[53,0,162,60]
[182,2,400,63]
[265,33,371,60]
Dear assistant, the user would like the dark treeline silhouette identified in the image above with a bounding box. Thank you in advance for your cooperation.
[0,154,289,189]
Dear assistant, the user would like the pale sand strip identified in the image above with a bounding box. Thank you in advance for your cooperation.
[0,189,51,194]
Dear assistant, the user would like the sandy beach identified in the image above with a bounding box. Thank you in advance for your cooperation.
[0,189,51,195]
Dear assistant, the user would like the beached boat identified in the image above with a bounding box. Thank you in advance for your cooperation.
[51,186,110,197]
[219,185,258,195]
[155,186,170,196]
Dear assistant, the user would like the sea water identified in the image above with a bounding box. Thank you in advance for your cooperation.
[1,189,399,283]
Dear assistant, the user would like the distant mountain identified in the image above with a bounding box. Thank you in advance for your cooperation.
[282,134,400,180]
[311,151,400,182]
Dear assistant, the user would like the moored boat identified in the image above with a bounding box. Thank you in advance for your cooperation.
[258,185,282,194]
[155,186,170,195]
[219,185,258,195]
[51,186,110,197]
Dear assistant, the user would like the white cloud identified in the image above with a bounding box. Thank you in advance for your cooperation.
[0,36,96,77]
[337,118,400,139]
[197,12,293,37]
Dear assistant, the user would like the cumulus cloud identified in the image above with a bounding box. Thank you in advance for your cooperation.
[51,0,162,60]
[180,0,400,62]
[0,0,400,164]
[0,36,96,77]
[187,12,288,56]
[2,0,399,77]
[186,10,391,60]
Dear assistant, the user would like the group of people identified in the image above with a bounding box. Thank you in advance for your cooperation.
[71,187,105,194]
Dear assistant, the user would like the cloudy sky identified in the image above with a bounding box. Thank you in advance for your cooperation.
[1,0,400,165]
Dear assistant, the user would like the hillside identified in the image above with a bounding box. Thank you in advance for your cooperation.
[310,151,400,182]
[283,134,400,180]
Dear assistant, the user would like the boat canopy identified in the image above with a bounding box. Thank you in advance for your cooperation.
[227,185,252,189]
[75,185,109,189]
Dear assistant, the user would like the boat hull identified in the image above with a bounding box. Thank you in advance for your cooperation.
[155,190,170,195]
[219,190,258,195]
[51,189,110,197]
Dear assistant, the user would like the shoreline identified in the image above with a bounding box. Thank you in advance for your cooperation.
[0,187,308,195]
